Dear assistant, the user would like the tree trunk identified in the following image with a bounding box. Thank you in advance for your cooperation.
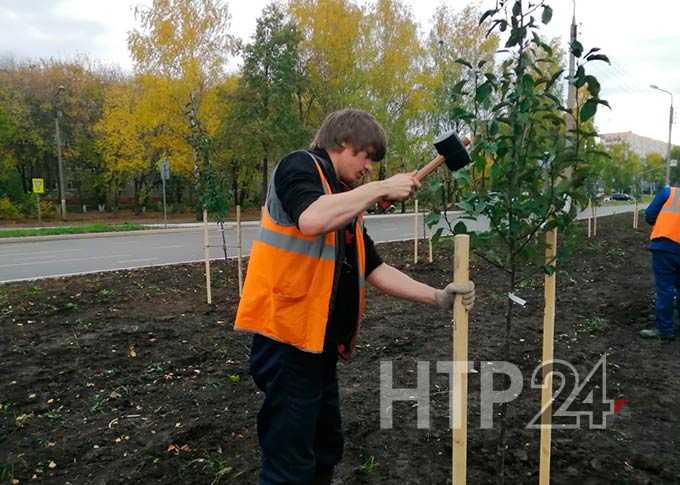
[497,258,516,485]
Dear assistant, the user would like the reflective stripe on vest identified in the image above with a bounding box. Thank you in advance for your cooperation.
[651,187,680,244]
[235,152,367,354]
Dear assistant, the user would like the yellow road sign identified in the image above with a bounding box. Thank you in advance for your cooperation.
[32,178,45,194]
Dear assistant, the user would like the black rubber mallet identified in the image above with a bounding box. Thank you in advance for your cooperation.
[415,130,472,182]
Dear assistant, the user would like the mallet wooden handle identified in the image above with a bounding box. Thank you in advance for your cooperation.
[415,154,445,182]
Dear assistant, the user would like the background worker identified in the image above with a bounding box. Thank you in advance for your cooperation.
[235,109,475,485]
[642,184,680,340]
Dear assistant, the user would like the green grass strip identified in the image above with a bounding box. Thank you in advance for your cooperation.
[0,223,147,238]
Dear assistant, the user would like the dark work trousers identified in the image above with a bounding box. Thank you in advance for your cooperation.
[652,249,680,336]
[250,335,343,485]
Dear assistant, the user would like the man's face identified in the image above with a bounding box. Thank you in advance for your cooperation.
[336,144,374,185]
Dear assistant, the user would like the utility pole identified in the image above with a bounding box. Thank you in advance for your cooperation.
[55,85,67,220]
[650,85,674,185]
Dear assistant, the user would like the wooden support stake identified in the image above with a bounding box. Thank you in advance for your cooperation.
[429,234,433,263]
[414,199,419,264]
[633,200,639,229]
[237,204,243,297]
[539,228,558,485]
[203,209,212,304]
[592,203,598,237]
[587,199,592,238]
[452,234,470,485]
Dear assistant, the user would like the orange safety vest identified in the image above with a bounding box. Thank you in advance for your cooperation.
[650,186,680,244]
[235,152,366,356]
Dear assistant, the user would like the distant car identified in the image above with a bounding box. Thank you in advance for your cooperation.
[610,193,633,201]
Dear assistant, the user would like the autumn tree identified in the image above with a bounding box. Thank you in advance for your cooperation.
[288,0,364,119]
[238,2,308,204]
[126,0,233,210]
[0,58,113,211]
[357,0,425,183]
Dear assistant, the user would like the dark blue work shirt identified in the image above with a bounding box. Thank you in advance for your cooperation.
[645,185,680,254]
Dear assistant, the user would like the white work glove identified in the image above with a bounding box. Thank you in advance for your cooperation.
[434,281,475,311]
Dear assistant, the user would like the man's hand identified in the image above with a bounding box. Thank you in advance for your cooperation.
[434,281,475,311]
[380,171,420,201]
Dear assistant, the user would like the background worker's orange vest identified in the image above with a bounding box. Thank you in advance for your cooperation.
[651,187,680,244]
[235,152,366,355]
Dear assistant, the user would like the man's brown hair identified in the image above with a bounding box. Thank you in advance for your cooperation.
[310,109,387,161]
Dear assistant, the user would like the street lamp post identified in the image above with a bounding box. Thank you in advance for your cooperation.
[650,84,674,186]
[55,85,67,219]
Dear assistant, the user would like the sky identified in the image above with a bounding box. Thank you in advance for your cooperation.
[0,0,678,147]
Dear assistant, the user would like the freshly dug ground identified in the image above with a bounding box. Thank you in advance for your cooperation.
[1,213,679,484]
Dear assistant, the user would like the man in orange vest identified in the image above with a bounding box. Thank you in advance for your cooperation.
[235,109,475,484]
[642,185,679,340]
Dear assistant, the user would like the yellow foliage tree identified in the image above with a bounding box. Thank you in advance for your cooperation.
[288,0,364,119]
[359,0,426,179]
[124,0,233,208]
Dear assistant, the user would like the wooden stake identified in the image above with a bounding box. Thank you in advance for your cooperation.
[237,204,243,297]
[539,228,558,485]
[414,199,419,264]
[452,234,470,485]
[587,199,592,238]
[203,209,212,304]
[592,203,597,237]
[633,200,639,229]
[429,233,433,263]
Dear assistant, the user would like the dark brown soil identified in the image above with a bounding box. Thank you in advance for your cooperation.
[1,213,679,484]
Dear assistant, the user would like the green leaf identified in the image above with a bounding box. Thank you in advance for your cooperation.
[453,221,468,235]
[488,120,499,136]
[479,8,497,25]
[547,69,564,89]
[455,58,473,69]
[425,211,441,227]
[452,80,467,95]
[475,81,493,103]
[585,75,600,97]
[597,99,611,109]
[584,47,601,57]
[505,28,521,48]
[570,39,584,58]
[573,66,586,88]
[512,1,522,17]
[541,5,553,24]
[586,54,611,64]
[580,99,598,122]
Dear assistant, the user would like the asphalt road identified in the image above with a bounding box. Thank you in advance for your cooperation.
[0,204,644,283]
